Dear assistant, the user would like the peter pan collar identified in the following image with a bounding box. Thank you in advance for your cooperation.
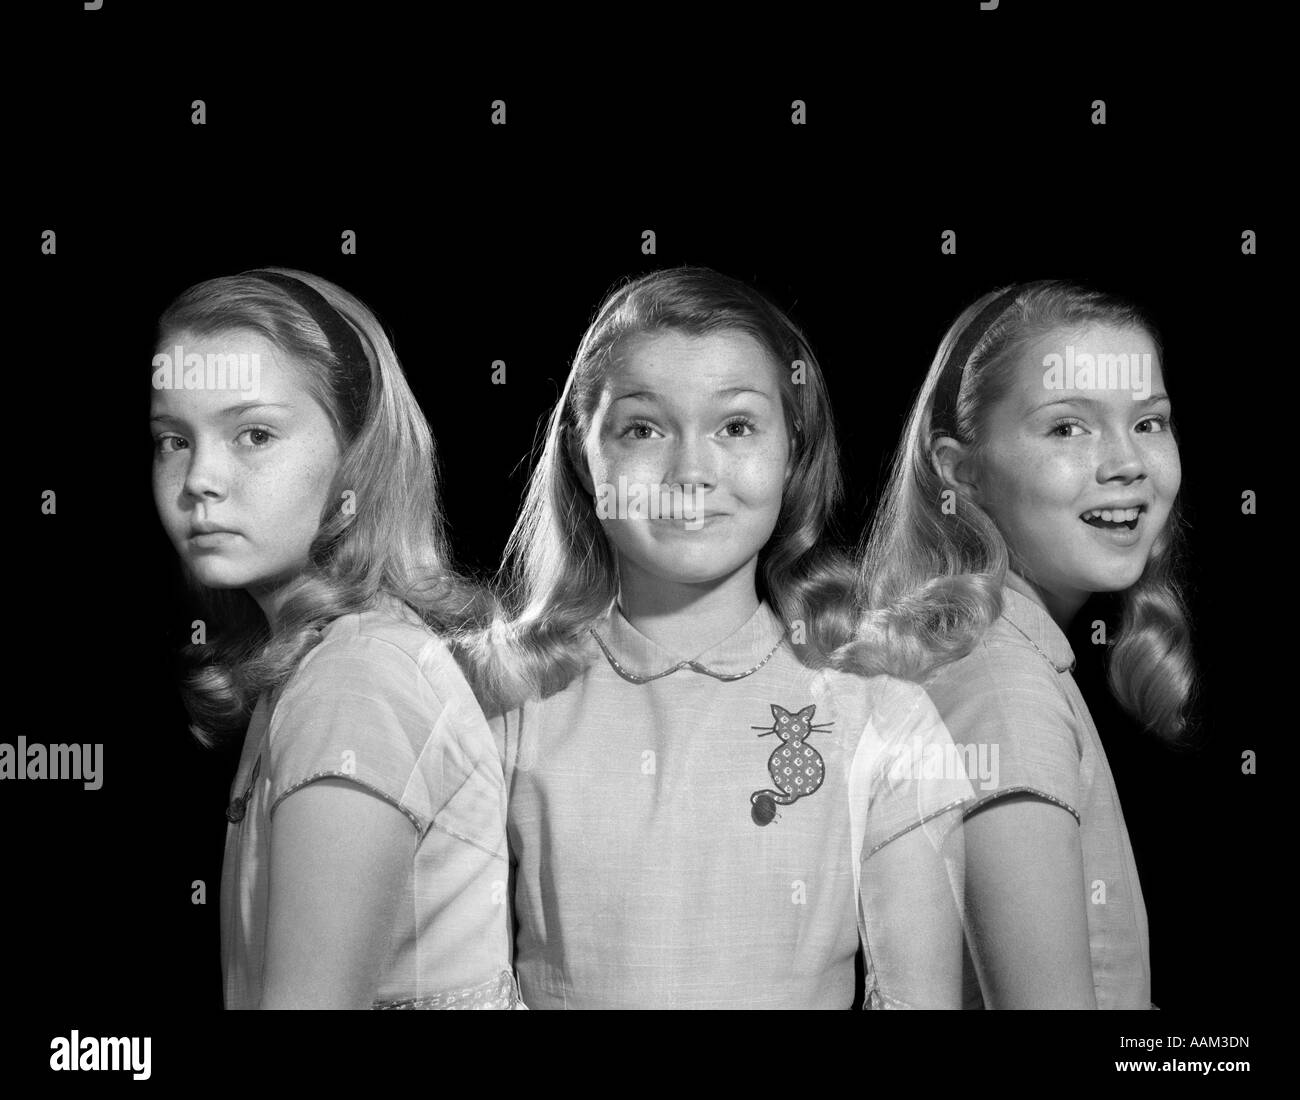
[998,578,1076,673]
[591,600,788,683]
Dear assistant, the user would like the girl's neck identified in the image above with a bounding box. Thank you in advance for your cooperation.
[616,556,762,656]
[248,575,293,633]
[1005,569,1086,631]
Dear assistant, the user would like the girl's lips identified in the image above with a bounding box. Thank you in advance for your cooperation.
[1080,512,1143,548]
[190,530,241,547]
[649,510,728,521]
[656,514,729,530]
[1079,504,1146,522]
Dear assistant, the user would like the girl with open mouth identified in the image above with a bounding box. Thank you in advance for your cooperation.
[848,280,1193,1009]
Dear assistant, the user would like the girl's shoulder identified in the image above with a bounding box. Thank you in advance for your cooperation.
[926,613,1069,698]
[287,596,473,713]
[315,593,441,651]
[263,599,499,835]
[918,611,1086,765]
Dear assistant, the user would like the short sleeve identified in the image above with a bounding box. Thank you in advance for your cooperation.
[853,676,975,857]
[266,628,502,850]
[922,642,1083,822]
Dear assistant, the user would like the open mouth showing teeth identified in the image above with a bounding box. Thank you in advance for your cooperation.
[1080,506,1144,530]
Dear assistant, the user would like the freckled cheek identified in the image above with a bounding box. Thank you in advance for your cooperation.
[301,456,342,517]
[625,453,667,486]
[592,447,654,490]
[1042,456,1093,510]
[259,454,338,536]
[151,466,176,513]
[1150,442,1182,499]
[587,431,646,484]
[1006,441,1089,503]
[986,448,1049,513]
[727,450,788,510]
[152,465,191,543]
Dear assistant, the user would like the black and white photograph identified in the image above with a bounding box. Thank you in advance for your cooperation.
[7,0,1276,1085]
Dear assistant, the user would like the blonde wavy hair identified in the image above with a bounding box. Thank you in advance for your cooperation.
[463,266,858,710]
[841,280,1195,740]
[156,268,491,744]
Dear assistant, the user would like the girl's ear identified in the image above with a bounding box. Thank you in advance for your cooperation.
[931,435,981,502]
[565,425,596,495]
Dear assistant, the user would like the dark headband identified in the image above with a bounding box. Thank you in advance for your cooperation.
[930,285,1022,439]
[244,269,372,432]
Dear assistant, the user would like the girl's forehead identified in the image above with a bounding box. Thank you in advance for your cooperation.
[151,328,313,416]
[158,330,307,385]
[1017,322,1158,369]
[162,326,279,360]
[609,328,781,389]
[998,322,1165,416]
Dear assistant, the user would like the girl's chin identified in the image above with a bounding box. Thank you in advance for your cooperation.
[633,553,755,588]
[1058,563,1148,597]
[652,566,740,587]
[185,560,266,591]
[189,572,255,591]
[1089,572,1147,594]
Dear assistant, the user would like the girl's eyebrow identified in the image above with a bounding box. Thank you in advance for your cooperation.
[717,386,773,402]
[1028,392,1171,414]
[611,386,773,404]
[149,402,291,424]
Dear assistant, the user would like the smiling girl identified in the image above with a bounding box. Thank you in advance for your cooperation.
[150,268,520,1009]
[852,281,1194,1008]
[468,267,972,1009]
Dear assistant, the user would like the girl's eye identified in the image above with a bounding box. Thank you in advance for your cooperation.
[236,426,275,447]
[1136,414,1170,433]
[620,419,659,441]
[1050,418,1086,438]
[721,416,756,438]
[153,434,187,454]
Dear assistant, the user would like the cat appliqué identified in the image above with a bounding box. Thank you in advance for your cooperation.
[749,703,832,826]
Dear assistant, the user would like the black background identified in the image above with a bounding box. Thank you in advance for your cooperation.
[9,0,1277,1081]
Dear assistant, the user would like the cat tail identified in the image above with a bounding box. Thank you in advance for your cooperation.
[751,788,798,807]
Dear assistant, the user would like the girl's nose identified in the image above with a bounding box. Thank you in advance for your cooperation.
[182,444,230,501]
[666,435,717,490]
[1096,429,1146,483]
